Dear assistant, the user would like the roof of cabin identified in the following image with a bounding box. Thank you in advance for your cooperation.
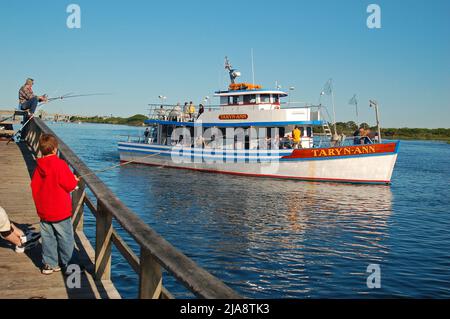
[144,119,324,128]
[214,89,288,97]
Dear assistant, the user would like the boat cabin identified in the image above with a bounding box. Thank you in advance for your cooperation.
[142,57,326,150]
[215,84,287,111]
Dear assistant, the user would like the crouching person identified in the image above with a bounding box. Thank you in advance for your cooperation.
[0,206,40,253]
[31,134,80,275]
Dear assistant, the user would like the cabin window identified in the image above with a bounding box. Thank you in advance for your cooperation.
[300,127,305,136]
[260,94,271,103]
[307,127,312,137]
[272,94,280,104]
[220,96,228,105]
[243,94,256,104]
[232,96,239,105]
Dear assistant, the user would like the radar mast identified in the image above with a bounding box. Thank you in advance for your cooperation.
[224,56,241,84]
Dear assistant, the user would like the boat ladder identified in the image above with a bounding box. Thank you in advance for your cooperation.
[322,122,333,138]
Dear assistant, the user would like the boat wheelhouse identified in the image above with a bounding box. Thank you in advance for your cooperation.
[118,58,399,184]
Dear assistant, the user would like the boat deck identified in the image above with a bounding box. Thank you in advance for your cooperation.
[0,140,120,299]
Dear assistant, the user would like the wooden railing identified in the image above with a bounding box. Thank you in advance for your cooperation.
[25,118,241,299]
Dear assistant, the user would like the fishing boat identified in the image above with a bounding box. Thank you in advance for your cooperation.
[118,58,399,184]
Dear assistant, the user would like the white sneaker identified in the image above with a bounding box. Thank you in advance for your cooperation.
[41,265,61,275]
[15,245,25,253]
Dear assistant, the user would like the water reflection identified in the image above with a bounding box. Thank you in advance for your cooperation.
[116,165,392,297]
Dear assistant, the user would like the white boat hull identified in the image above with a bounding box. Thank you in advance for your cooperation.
[118,142,399,184]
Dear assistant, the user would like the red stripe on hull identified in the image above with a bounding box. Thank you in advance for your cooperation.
[120,160,391,184]
[283,142,397,160]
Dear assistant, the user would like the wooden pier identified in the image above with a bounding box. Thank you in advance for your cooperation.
[0,139,120,298]
[0,118,240,299]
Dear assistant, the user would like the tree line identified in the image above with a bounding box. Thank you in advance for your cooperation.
[319,121,450,141]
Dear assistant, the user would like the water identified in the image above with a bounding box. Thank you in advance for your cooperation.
[48,122,450,298]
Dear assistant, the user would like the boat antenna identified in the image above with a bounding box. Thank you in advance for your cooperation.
[251,48,255,85]
[224,56,241,84]
[322,79,338,136]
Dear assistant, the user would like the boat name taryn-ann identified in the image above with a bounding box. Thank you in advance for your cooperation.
[312,145,377,157]
[218,114,249,120]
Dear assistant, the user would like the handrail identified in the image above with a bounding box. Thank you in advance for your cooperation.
[25,118,241,299]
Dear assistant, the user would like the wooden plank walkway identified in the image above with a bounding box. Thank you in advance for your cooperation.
[0,140,121,299]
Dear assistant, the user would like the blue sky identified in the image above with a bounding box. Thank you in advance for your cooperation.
[1,0,449,128]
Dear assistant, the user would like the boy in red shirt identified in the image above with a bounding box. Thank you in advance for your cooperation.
[31,134,79,275]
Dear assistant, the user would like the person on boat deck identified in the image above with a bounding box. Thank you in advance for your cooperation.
[195,135,206,148]
[197,104,205,119]
[169,103,182,121]
[363,128,375,144]
[183,102,189,115]
[144,128,150,143]
[292,126,302,149]
[157,105,167,120]
[188,101,196,120]
[360,128,372,144]
[353,127,365,145]
[18,78,48,115]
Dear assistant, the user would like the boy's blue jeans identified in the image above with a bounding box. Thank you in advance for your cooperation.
[40,218,74,268]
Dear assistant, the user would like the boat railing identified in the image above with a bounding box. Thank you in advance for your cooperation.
[314,135,378,148]
[118,134,147,143]
[25,117,241,299]
[148,102,323,122]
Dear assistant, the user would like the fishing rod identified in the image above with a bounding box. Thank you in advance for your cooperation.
[0,115,14,124]
[1,92,76,124]
[48,93,111,102]
[77,152,162,179]
[9,92,112,142]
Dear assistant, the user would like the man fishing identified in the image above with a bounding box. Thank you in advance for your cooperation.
[18,78,48,115]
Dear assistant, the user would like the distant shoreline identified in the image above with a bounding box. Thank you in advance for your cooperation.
[70,114,148,127]
[68,115,450,144]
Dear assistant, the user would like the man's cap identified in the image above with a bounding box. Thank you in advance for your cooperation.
[26,78,34,83]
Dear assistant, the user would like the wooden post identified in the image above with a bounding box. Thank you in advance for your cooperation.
[139,247,162,299]
[71,174,85,232]
[95,200,112,281]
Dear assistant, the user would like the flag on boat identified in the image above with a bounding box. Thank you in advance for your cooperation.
[322,79,333,96]
[349,94,359,118]
[349,94,358,106]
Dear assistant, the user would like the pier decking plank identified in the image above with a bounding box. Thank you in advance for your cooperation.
[0,141,121,299]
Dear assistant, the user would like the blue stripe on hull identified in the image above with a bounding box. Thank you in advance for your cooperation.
[118,146,398,163]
